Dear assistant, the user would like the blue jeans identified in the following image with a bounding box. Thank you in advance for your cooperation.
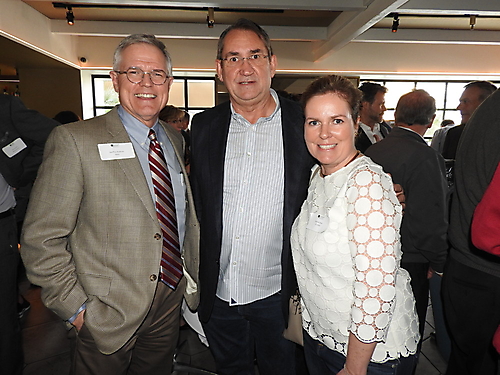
[202,293,296,375]
[304,331,417,375]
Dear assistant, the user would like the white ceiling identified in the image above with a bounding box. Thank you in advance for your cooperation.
[1,0,500,74]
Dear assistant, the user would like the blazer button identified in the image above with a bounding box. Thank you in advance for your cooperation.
[154,233,161,240]
[150,274,157,282]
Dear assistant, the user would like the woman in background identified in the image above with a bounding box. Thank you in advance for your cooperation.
[291,75,419,375]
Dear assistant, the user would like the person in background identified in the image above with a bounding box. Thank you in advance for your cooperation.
[442,88,500,375]
[190,18,315,375]
[430,119,454,154]
[53,110,81,124]
[160,105,188,132]
[355,82,391,153]
[365,90,449,349]
[0,94,58,375]
[159,105,191,169]
[441,81,497,160]
[20,34,199,375]
[291,74,419,375]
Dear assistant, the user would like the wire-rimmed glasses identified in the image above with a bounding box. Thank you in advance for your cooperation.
[114,67,169,85]
[220,54,270,68]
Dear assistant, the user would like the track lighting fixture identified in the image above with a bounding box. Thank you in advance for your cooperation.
[470,15,476,30]
[207,7,214,28]
[66,6,75,26]
[392,14,399,33]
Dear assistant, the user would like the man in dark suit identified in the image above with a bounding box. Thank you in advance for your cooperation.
[190,19,314,375]
[355,81,391,153]
[21,34,199,374]
[441,80,497,160]
[365,89,448,344]
[442,88,500,375]
[0,95,58,375]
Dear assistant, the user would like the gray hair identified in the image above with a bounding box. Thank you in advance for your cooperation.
[395,89,436,126]
[217,18,273,60]
[464,80,497,102]
[113,34,172,76]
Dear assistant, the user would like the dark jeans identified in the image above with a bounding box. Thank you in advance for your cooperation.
[0,213,23,375]
[202,293,296,375]
[442,256,500,375]
[303,332,417,375]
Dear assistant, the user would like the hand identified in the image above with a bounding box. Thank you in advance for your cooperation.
[72,310,85,332]
[393,183,405,211]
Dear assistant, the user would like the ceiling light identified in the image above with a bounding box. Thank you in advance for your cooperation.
[470,15,476,30]
[392,14,399,33]
[207,8,214,28]
[66,6,75,26]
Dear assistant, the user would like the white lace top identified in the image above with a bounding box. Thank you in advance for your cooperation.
[291,156,420,363]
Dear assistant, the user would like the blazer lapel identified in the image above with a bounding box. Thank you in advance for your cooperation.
[103,108,157,221]
[209,103,231,240]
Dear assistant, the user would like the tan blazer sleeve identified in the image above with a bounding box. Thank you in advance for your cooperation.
[21,125,88,320]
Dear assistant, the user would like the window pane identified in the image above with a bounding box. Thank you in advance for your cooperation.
[93,77,119,107]
[443,109,462,125]
[188,80,215,108]
[168,80,185,107]
[96,108,113,116]
[383,109,395,124]
[384,82,415,109]
[416,82,446,108]
[445,83,466,109]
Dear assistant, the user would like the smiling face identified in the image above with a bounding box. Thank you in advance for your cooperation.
[216,29,277,110]
[304,92,358,176]
[110,43,173,128]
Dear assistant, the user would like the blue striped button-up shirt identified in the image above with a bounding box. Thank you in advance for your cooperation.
[217,90,285,305]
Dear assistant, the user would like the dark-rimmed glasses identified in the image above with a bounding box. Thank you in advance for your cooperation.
[114,67,169,85]
[220,54,269,68]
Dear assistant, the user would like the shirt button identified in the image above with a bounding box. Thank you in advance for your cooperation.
[154,233,161,240]
[150,274,157,282]
[247,152,251,156]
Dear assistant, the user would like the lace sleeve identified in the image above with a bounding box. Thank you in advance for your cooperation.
[345,165,403,343]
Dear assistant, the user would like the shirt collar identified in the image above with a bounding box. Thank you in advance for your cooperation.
[398,125,426,142]
[118,105,162,147]
[230,88,281,124]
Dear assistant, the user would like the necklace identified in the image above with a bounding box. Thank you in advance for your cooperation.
[320,150,362,177]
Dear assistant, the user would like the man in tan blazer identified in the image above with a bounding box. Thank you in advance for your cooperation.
[21,34,199,374]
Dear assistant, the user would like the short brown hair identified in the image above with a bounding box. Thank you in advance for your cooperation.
[216,18,273,60]
[301,75,362,121]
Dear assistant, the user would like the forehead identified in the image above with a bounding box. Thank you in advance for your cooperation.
[119,43,166,68]
[306,93,351,114]
[221,29,266,55]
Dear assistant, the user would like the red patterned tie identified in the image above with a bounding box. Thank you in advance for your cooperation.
[148,129,182,289]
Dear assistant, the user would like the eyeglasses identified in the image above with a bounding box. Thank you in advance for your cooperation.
[114,67,169,85]
[220,54,269,68]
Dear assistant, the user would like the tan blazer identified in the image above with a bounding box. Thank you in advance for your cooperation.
[20,107,199,355]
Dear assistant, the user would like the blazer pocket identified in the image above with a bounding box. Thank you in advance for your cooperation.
[78,273,112,296]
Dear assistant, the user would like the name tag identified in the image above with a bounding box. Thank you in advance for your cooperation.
[2,138,27,158]
[307,213,329,233]
[98,143,135,160]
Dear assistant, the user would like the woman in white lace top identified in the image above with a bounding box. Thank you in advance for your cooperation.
[291,75,420,375]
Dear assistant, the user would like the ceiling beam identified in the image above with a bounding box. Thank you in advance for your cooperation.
[51,20,326,41]
[311,0,410,62]
[356,28,500,45]
[398,0,500,15]
[44,0,366,11]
